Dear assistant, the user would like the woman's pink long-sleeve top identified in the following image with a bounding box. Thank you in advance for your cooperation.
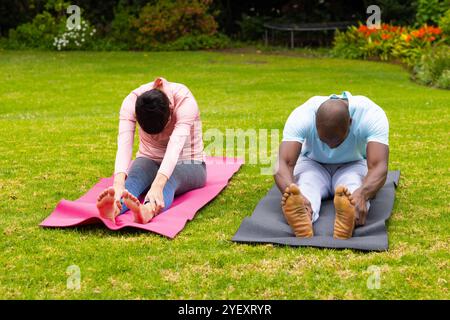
[114,77,205,179]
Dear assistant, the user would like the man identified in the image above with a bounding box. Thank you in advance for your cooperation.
[274,91,389,239]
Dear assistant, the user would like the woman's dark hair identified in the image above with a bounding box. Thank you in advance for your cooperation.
[135,89,170,134]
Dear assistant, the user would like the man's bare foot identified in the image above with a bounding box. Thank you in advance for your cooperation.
[122,190,155,224]
[333,185,356,239]
[96,187,120,223]
[281,183,313,238]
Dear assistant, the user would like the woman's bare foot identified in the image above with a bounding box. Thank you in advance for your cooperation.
[122,190,155,224]
[333,185,356,239]
[96,187,120,223]
[281,183,313,238]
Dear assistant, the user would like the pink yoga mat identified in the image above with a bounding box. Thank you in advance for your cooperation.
[40,157,243,238]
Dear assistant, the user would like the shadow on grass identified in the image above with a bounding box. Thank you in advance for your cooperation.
[40,222,169,238]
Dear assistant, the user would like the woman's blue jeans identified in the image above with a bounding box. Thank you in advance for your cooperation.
[119,157,207,215]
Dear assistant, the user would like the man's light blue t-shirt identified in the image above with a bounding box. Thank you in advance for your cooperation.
[282,91,389,164]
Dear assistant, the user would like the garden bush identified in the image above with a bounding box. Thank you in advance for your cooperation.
[237,14,268,41]
[439,9,450,38]
[0,0,230,51]
[333,23,445,67]
[52,19,96,51]
[413,45,450,89]
[333,22,448,89]
[2,0,97,51]
[133,0,219,50]
[415,0,450,26]
[5,11,63,49]
[107,2,139,49]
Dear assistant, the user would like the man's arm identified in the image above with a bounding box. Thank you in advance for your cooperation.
[274,141,302,192]
[352,141,389,225]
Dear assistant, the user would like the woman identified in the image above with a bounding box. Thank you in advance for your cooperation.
[96,77,206,224]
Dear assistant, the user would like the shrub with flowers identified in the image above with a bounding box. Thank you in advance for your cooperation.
[53,19,96,50]
[333,22,449,89]
[333,23,445,67]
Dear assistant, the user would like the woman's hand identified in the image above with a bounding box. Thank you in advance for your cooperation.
[113,173,127,211]
[145,173,169,215]
[145,185,165,215]
[113,183,125,211]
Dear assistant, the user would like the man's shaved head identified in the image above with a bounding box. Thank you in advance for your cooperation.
[316,99,351,148]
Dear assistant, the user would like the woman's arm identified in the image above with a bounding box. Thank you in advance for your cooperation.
[158,94,198,179]
[114,93,137,186]
[145,93,198,213]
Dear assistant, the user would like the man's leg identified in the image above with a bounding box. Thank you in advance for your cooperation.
[281,157,331,238]
[331,160,368,239]
[294,157,332,223]
[332,159,369,211]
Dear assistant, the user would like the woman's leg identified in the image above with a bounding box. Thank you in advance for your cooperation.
[159,160,207,211]
[119,157,159,215]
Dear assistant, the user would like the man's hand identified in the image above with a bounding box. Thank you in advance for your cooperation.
[349,187,368,226]
[351,141,389,227]
[274,141,302,192]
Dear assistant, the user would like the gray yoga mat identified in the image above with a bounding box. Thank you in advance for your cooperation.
[232,171,400,251]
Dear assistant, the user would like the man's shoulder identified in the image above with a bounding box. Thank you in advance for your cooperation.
[293,95,328,113]
[351,95,383,109]
[350,95,387,120]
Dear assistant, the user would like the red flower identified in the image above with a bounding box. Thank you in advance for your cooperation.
[358,25,368,33]
[430,26,442,35]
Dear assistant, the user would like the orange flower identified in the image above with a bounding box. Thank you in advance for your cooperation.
[430,26,442,35]
[381,34,392,40]
[358,25,368,33]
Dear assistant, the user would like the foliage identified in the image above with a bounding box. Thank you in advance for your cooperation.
[133,0,218,49]
[1,0,98,51]
[5,11,63,49]
[332,22,448,89]
[108,2,139,49]
[236,14,268,41]
[413,45,450,89]
[333,23,445,67]
[439,9,450,38]
[158,33,231,51]
[415,0,450,26]
[53,19,96,51]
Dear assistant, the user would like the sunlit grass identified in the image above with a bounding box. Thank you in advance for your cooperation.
[0,50,449,299]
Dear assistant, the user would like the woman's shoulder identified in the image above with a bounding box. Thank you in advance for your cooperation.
[131,82,154,96]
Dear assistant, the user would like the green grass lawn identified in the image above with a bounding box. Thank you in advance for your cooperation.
[0,49,449,299]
